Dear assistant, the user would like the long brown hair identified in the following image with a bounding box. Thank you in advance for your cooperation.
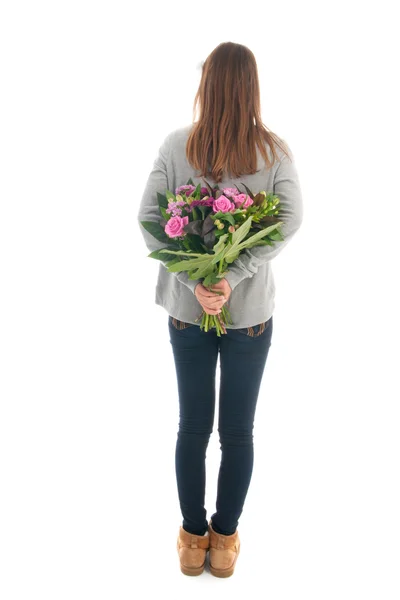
[186,42,291,184]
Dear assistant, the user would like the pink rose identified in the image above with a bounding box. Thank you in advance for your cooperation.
[233,193,253,209]
[165,215,189,238]
[212,195,236,213]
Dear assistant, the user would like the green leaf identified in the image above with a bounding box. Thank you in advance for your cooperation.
[202,272,223,287]
[191,262,217,279]
[160,206,169,220]
[222,217,253,264]
[166,190,176,201]
[209,234,229,265]
[231,216,253,246]
[147,249,168,261]
[210,248,228,266]
[148,248,181,261]
[241,238,272,250]
[221,212,236,226]
[164,256,182,268]
[157,192,168,209]
[212,233,228,253]
[221,243,240,265]
[182,237,191,250]
[159,249,203,257]
[166,255,216,279]
[140,220,170,244]
[268,229,284,241]
[235,222,284,252]
[185,232,206,253]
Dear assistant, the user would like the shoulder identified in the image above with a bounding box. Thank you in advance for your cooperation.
[270,133,293,161]
[266,135,296,173]
[255,130,293,171]
[157,125,193,165]
[163,124,193,148]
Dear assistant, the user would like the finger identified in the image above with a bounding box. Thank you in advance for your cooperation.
[199,289,225,302]
[202,283,224,293]
[203,296,226,309]
[199,288,223,299]
[199,301,223,314]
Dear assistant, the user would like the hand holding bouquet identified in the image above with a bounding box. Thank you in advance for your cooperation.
[140,179,284,336]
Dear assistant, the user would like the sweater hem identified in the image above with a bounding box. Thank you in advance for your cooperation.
[155,298,275,330]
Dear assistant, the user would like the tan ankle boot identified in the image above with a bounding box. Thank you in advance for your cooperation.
[176,526,210,576]
[208,520,240,578]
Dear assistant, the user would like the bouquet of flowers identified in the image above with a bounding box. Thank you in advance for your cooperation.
[140,179,284,336]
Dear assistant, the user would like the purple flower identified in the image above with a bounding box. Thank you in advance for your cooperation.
[191,198,214,208]
[175,184,196,196]
[166,200,187,217]
[222,187,238,198]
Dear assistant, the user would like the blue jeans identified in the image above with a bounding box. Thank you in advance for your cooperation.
[168,314,274,536]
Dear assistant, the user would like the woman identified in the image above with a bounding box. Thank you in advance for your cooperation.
[137,42,303,578]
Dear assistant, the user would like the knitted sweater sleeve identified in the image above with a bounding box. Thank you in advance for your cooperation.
[137,131,201,294]
[224,144,304,292]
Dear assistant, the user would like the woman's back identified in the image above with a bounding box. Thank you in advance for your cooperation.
[137,122,303,329]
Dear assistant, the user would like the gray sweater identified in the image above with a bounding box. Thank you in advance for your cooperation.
[137,124,303,329]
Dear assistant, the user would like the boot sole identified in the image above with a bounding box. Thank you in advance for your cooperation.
[177,540,208,576]
[180,561,206,576]
[209,544,240,578]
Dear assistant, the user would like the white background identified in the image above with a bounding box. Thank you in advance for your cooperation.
[1,1,399,598]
